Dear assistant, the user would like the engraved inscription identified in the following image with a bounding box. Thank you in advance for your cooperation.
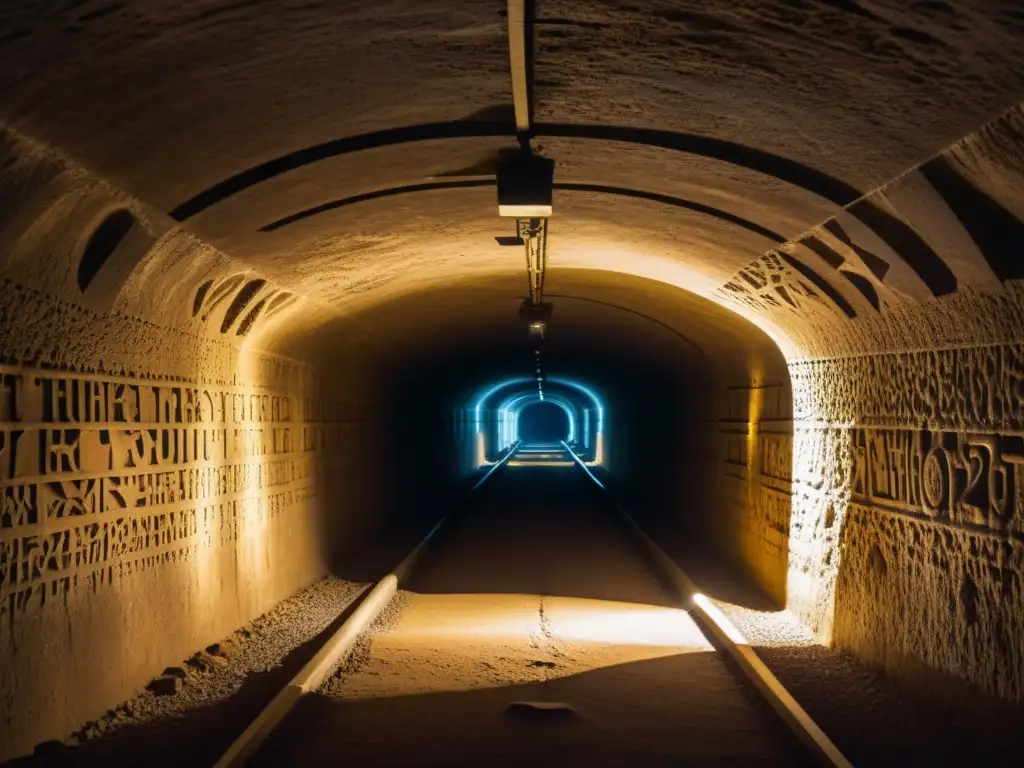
[850,427,1024,534]
[0,364,333,610]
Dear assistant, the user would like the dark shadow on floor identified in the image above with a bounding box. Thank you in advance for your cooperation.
[253,653,813,768]
[661,545,780,612]
[585,462,785,613]
[748,642,1023,768]
[398,466,683,607]
[327,465,496,583]
[660,544,1022,767]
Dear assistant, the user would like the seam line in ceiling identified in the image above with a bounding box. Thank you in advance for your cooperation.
[258,179,785,243]
[169,121,862,222]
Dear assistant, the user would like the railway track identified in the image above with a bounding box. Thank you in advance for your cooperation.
[214,443,853,767]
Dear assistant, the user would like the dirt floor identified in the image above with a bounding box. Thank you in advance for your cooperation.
[253,466,810,767]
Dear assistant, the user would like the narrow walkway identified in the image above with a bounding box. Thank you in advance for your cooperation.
[256,467,810,766]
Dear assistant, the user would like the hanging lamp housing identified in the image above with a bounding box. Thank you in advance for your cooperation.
[497,153,554,218]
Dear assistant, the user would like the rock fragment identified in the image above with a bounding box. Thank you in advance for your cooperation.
[146,675,182,696]
[506,700,575,717]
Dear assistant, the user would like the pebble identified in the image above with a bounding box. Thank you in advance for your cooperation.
[147,676,182,696]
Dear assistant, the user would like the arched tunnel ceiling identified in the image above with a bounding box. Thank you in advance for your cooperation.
[287,269,785,409]
[3,0,1024,345]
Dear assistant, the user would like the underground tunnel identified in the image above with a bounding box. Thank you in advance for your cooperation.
[2,1,1024,765]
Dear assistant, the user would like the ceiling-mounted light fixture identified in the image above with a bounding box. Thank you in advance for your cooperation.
[497,152,554,218]
[519,300,553,328]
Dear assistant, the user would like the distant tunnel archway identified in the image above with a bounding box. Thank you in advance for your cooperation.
[470,375,606,466]
[517,400,570,445]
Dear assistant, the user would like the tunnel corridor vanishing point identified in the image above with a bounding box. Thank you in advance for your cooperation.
[2,0,1024,764]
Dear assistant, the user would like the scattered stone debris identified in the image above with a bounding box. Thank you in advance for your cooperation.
[673,550,1023,766]
[206,640,236,659]
[186,649,229,672]
[506,701,575,717]
[146,675,182,697]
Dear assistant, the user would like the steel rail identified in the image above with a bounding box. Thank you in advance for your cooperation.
[561,441,855,768]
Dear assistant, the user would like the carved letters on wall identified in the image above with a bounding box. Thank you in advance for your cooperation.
[785,343,1024,542]
[0,364,341,614]
[720,345,1024,552]
[724,423,1024,538]
[722,431,793,490]
[850,427,1023,537]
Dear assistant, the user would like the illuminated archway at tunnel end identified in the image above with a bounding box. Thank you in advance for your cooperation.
[469,376,606,467]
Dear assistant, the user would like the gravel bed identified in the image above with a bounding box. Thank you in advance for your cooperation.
[668,546,1021,768]
[6,577,366,768]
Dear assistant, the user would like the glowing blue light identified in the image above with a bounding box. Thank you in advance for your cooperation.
[548,377,604,423]
[472,377,532,424]
[548,377,604,465]
[469,375,606,466]
[521,398,575,443]
[496,392,537,449]
[496,391,578,444]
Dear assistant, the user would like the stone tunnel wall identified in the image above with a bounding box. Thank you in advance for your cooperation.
[714,379,794,608]
[715,103,1024,705]
[620,342,795,610]
[797,338,1024,703]
[0,129,346,759]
